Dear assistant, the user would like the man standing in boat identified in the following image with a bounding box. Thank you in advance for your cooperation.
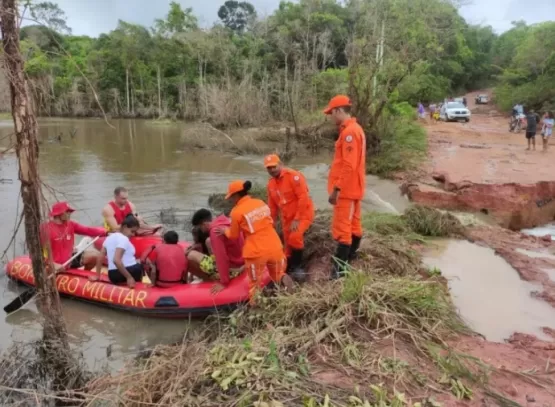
[102,186,163,236]
[323,95,366,279]
[264,154,314,282]
[41,201,106,272]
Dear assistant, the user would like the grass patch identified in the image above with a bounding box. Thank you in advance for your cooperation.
[74,267,474,406]
[0,111,12,120]
[403,206,464,237]
[367,119,427,178]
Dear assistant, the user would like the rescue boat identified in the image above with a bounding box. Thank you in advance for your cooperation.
[5,236,270,318]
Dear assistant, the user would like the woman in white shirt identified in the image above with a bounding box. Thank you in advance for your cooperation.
[542,111,554,151]
[90,215,142,288]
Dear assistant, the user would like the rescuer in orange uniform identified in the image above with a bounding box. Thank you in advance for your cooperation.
[323,95,366,279]
[265,154,314,282]
[216,180,294,303]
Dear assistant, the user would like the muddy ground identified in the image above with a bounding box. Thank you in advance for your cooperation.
[403,91,555,405]
[404,92,555,231]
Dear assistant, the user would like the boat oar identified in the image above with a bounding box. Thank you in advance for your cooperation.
[3,236,101,314]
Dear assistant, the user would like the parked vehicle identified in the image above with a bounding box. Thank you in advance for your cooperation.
[475,94,489,105]
[440,102,471,122]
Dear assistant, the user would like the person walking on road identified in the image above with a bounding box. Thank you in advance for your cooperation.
[541,111,554,151]
[525,109,541,151]
[265,154,314,282]
[323,95,366,279]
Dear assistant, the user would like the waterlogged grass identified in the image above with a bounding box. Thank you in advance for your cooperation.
[363,207,463,241]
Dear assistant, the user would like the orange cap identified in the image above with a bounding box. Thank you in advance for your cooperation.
[50,201,75,217]
[323,95,352,115]
[264,154,280,168]
[225,180,245,200]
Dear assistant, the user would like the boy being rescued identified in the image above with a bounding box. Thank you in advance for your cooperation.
[186,209,245,294]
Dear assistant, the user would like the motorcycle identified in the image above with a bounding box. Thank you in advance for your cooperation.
[509,114,526,132]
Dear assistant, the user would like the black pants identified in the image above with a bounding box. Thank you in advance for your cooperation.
[108,263,143,284]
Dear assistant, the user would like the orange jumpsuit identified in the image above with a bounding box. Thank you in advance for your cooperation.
[225,195,286,302]
[267,168,315,256]
[328,117,366,245]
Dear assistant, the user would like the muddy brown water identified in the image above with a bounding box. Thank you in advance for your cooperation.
[0,118,408,369]
[424,240,555,343]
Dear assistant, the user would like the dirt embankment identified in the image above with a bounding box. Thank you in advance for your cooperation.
[403,91,555,231]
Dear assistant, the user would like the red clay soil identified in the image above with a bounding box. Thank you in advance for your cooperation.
[394,93,555,404]
[402,91,555,230]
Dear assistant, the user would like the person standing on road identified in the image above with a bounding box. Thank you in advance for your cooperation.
[541,111,554,152]
[265,154,314,282]
[323,95,366,279]
[417,102,425,120]
[525,109,541,151]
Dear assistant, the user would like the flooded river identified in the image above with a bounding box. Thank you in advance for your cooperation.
[0,118,408,369]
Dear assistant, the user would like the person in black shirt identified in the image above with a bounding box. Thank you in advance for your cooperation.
[525,109,540,151]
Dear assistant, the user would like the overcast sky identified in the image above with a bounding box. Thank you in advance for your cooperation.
[45,0,555,37]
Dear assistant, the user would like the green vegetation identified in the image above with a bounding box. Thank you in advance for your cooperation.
[367,102,428,177]
[493,21,555,112]
[19,0,497,125]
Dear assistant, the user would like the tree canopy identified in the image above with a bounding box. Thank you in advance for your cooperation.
[11,0,554,125]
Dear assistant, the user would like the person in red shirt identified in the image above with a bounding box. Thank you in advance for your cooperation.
[101,186,162,236]
[41,201,106,272]
[146,231,188,288]
[186,209,245,294]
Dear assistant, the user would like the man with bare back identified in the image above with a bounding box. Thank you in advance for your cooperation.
[102,186,163,236]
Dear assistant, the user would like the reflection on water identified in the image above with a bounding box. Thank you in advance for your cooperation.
[423,240,555,342]
[0,118,407,368]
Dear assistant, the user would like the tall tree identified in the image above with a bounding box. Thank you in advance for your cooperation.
[154,1,197,37]
[218,0,256,33]
[0,0,82,390]
[28,1,72,34]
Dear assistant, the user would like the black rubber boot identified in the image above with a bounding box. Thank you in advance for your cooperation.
[348,235,362,262]
[330,243,351,280]
[288,249,307,283]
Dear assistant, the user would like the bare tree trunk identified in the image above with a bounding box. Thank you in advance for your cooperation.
[125,67,130,114]
[157,65,162,118]
[0,1,82,391]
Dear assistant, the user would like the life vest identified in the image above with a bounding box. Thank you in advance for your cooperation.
[104,201,133,232]
[153,244,187,287]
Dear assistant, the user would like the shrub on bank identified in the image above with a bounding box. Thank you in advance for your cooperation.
[366,118,427,178]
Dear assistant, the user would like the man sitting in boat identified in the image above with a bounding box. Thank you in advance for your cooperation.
[186,208,245,294]
[102,186,163,236]
[145,231,187,288]
[41,201,107,272]
[91,215,143,289]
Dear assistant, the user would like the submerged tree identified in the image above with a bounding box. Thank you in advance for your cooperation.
[0,0,83,390]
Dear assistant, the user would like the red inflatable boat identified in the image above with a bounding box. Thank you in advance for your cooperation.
[4,236,271,318]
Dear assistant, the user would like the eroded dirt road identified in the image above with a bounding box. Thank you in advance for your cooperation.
[404,91,555,231]
[403,92,555,405]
